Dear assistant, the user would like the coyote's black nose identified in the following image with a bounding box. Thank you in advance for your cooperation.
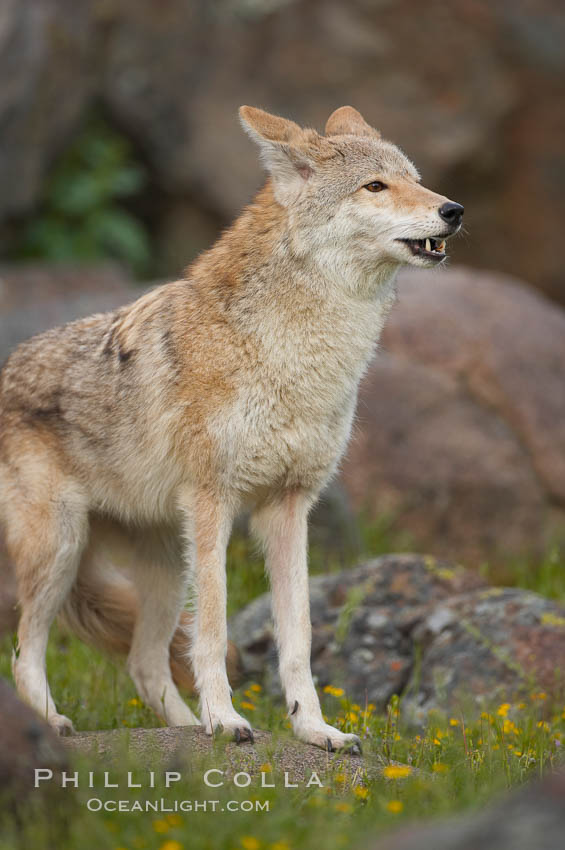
[439,202,464,225]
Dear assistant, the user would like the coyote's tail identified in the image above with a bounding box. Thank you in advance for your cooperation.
[58,571,241,694]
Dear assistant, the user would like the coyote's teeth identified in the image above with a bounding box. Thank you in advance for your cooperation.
[425,238,431,252]
[438,240,446,252]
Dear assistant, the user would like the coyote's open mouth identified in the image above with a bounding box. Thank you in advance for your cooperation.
[397,237,447,262]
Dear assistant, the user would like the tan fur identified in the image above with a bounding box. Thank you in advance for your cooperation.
[58,567,240,695]
[0,106,462,746]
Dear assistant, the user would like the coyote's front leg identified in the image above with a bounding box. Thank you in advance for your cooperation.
[182,488,253,742]
[252,492,361,754]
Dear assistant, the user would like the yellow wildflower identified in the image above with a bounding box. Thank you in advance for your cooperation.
[383,765,413,779]
[128,697,142,707]
[386,800,403,814]
[353,786,369,800]
[260,763,272,773]
[165,814,182,827]
[159,843,183,850]
[241,838,261,850]
[323,685,345,697]
[432,763,449,773]
[269,842,290,850]
[250,683,262,692]
[240,701,256,711]
[335,802,352,813]
[153,820,169,834]
[244,690,257,700]
[449,718,460,726]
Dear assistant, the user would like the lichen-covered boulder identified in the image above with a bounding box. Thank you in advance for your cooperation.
[229,554,565,716]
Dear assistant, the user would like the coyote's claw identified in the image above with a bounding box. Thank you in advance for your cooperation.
[346,740,362,757]
[48,713,76,737]
[293,717,363,754]
[233,725,254,745]
[204,707,254,743]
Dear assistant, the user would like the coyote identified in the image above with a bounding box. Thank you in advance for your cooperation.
[0,106,463,752]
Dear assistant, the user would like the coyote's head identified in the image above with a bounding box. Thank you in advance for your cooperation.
[240,105,463,279]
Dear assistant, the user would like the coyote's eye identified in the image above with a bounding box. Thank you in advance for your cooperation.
[364,181,387,192]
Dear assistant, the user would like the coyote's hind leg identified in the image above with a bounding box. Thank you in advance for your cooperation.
[5,452,88,735]
[127,525,199,727]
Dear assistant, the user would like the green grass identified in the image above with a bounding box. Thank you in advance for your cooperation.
[0,531,564,850]
[0,661,563,850]
[488,545,565,603]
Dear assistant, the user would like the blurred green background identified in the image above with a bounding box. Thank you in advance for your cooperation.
[0,0,564,299]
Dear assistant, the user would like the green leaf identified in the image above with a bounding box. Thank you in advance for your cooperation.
[89,208,151,273]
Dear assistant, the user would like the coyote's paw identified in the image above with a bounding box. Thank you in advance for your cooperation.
[293,717,362,755]
[48,713,76,737]
[203,709,254,744]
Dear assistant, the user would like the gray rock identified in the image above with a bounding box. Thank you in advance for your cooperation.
[229,554,565,716]
[405,587,565,723]
[0,678,68,806]
[64,725,370,784]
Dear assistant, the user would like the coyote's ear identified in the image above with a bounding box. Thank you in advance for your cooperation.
[325,106,381,139]
[239,105,314,205]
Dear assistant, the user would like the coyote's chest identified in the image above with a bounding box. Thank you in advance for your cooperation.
[212,377,356,495]
[208,292,392,496]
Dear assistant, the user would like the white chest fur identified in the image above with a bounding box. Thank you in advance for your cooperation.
[210,275,397,497]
